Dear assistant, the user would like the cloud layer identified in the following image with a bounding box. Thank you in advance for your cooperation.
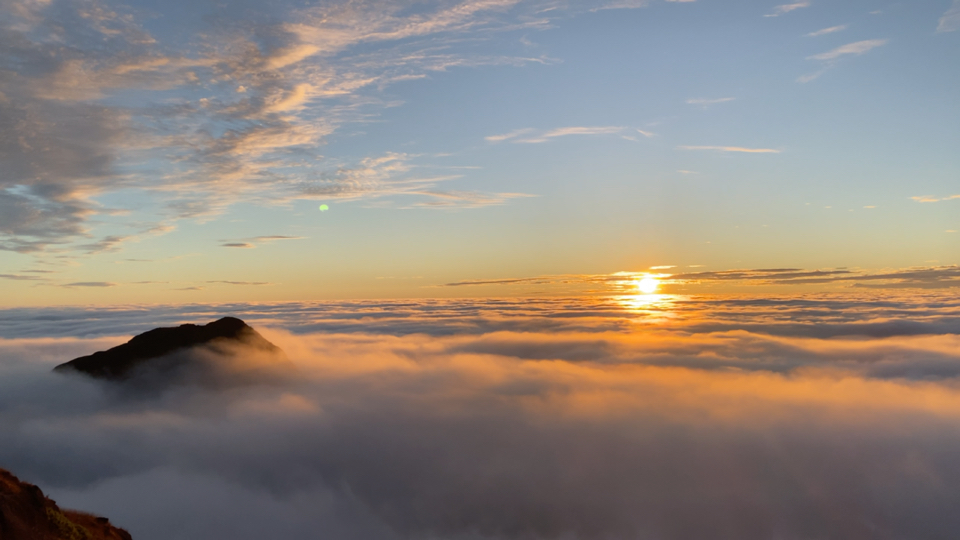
[2,295,960,539]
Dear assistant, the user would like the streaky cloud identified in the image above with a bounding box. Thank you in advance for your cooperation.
[807,24,848,37]
[764,1,810,17]
[686,97,735,105]
[679,145,781,153]
[486,126,626,144]
[938,0,960,32]
[808,39,888,60]
[912,194,960,203]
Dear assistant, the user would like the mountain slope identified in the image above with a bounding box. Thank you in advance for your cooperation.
[0,467,132,540]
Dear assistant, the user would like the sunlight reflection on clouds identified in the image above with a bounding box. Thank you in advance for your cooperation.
[1,293,960,539]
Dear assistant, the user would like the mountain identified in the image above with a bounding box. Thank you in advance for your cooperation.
[0,467,132,540]
[53,317,292,385]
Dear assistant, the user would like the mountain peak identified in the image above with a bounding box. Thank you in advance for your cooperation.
[53,317,288,383]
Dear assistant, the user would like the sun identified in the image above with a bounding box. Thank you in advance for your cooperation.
[636,277,659,295]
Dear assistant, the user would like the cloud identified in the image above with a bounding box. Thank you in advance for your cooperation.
[75,235,134,255]
[679,145,781,153]
[938,0,960,32]
[912,194,960,203]
[437,265,960,294]
[221,236,305,249]
[0,274,47,281]
[686,97,735,105]
[1,0,598,258]
[806,24,848,37]
[485,128,536,142]
[250,235,305,242]
[808,39,888,60]
[764,1,810,17]
[669,266,960,289]
[796,69,827,83]
[486,126,627,144]
[205,281,272,286]
[3,294,960,540]
[404,190,535,209]
[798,38,887,82]
[63,282,117,288]
[297,152,530,208]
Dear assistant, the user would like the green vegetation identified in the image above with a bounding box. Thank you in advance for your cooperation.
[46,508,93,540]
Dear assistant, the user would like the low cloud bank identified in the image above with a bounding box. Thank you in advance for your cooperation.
[2,295,960,539]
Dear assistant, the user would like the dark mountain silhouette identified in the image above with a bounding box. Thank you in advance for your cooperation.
[0,467,132,540]
[53,317,292,385]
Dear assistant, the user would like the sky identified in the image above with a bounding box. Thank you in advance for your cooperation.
[2,3,960,537]
[0,0,958,304]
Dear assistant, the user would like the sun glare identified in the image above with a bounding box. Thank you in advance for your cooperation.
[636,277,659,294]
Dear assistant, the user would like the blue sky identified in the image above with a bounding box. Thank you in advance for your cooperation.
[0,0,957,303]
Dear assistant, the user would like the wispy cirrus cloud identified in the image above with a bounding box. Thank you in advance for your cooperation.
[808,39,889,60]
[807,24,848,37]
[296,152,530,208]
[221,236,305,249]
[798,38,888,82]
[686,97,735,106]
[4,0,633,258]
[938,0,960,32]
[486,126,627,144]
[679,145,781,153]
[764,1,811,17]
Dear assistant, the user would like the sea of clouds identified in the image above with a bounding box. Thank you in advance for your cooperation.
[2,293,960,540]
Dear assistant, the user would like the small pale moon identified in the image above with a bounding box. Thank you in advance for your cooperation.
[637,277,659,294]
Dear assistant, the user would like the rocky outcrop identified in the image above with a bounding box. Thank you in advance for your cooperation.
[0,467,132,540]
[53,317,291,384]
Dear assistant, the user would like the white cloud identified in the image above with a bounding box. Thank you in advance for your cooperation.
[686,97,735,105]
[807,24,848,37]
[796,69,826,83]
[5,295,960,539]
[297,152,530,209]
[938,0,960,32]
[679,145,781,153]
[1,0,599,259]
[764,1,811,17]
[912,195,960,203]
[487,126,626,144]
[808,39,888,60]
[485,128,536,142]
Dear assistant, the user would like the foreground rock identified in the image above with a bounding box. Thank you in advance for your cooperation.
[54,317,293,386]
[0,467,132,540]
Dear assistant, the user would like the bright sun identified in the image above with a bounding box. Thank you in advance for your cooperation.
[636,277,659,294]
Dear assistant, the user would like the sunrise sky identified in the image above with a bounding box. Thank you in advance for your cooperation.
[1,0,958,304]
[3,4,960,539]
